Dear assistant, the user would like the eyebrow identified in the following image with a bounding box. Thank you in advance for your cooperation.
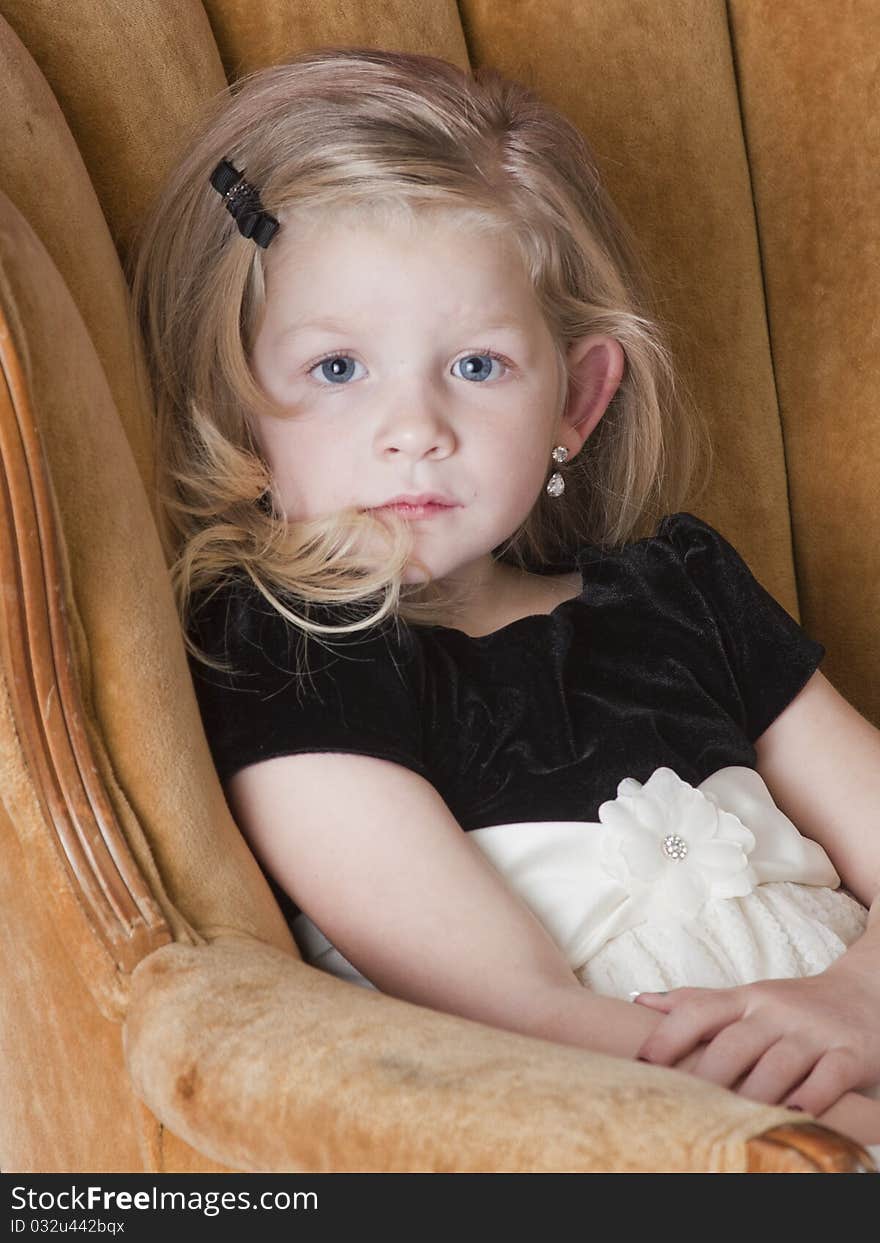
[276,315,530,343]
[276,317,352,342]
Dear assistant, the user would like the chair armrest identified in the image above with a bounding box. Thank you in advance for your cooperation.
[123,933,866,1172]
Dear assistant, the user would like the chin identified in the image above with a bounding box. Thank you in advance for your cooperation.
[401,564,431,585]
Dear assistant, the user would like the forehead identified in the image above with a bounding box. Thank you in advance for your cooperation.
[266,198,523,277]
[255,201,556,354]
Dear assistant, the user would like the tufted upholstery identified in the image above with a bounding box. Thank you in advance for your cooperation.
[0,1,877,1173]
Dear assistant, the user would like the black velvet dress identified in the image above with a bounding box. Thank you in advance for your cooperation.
[187,510,830,931]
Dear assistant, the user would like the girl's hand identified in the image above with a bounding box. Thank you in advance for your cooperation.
[633,968,880,1116]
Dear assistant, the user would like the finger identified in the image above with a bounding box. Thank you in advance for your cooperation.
[680,1022,778,1091]
[633,986,708,1010]
[784,1048,862,1118]
[638,993,745,1065]
[732,1037,821,1106]
[632,992,673,1010]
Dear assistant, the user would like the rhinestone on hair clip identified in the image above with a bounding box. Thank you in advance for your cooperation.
[209,158,280,248]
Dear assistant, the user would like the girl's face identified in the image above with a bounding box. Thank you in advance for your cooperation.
[248,210,590,591]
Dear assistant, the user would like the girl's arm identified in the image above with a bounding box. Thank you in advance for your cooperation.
[226,750,670,1059]
[632,668,880,1127]
[225,748,880,1145]
[753,668,880,913]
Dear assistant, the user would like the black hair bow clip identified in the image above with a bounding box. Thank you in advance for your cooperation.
[209,158,280,248]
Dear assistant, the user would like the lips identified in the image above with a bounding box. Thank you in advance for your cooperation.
[371,492,457,508]
[363,493,458,521]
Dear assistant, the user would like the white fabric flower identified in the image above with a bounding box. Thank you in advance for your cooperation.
[596,766,759,920]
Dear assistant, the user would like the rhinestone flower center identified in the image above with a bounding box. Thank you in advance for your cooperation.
[662,833,689,861]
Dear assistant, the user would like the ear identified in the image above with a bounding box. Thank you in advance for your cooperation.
[556,334,625,458]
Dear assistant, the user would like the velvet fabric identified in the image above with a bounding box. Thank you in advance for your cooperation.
[188,511,826,923]
[124,933,806,1174]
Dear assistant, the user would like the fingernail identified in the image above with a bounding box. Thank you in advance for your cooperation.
[628,990,641,1001]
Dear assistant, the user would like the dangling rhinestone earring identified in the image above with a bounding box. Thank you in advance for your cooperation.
[546,445,569,497]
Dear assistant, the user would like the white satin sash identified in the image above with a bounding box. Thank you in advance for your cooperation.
[468,765,840,973]
[291,765,842,985]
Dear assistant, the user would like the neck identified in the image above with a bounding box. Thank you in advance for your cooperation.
[409,561,581,637]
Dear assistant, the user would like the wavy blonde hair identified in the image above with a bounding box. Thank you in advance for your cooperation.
[127,45,713,674]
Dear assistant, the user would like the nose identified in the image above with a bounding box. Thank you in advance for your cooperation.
[375,400,456,461]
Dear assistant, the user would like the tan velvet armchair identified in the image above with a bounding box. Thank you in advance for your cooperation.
[1,1,878,1174]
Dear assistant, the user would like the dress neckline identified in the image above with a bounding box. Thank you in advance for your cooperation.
[422,559,589,643]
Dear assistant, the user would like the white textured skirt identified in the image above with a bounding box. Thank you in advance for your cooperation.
[291,764,880,1135]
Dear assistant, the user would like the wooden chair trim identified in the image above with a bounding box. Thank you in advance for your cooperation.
[0,298,172,974]
[747,1122,878,1173]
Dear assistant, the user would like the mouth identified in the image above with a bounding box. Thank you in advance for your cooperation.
[370,502,455,520]
[363,492,459,520]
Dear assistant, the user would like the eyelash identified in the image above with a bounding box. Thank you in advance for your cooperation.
[306,347,513,382]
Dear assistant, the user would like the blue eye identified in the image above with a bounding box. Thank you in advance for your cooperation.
[454,351,509,382]
[308,354,363,385]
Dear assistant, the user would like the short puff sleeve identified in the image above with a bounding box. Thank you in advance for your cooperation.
[186,579,429,786]
[658,512,826,743]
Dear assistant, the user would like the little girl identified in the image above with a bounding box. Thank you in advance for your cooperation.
[129,46,880,1158]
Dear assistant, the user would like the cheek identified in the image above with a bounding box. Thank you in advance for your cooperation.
[496,445,551,500]
[254,425,326,514]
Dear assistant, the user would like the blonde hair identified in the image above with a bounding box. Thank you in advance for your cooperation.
[127,45,713,675]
